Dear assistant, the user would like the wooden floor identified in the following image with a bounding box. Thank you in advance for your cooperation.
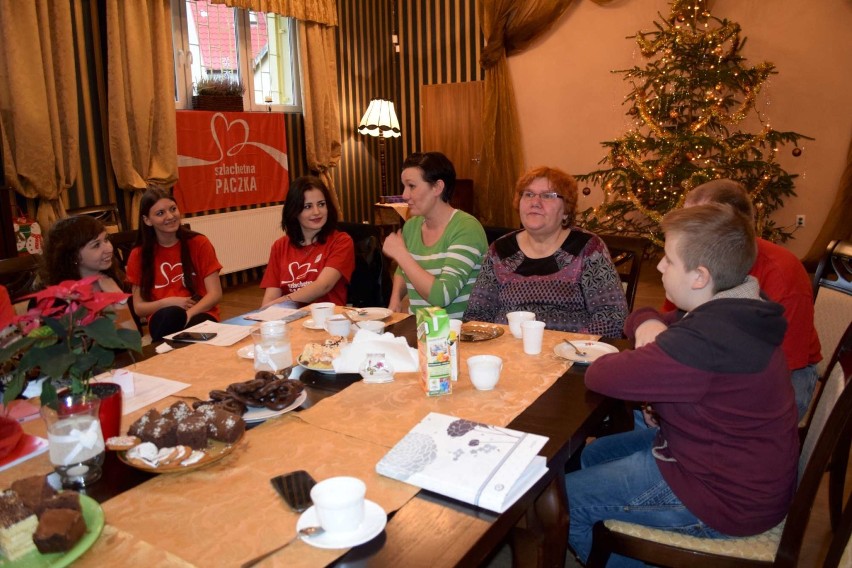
[218,259,843,566]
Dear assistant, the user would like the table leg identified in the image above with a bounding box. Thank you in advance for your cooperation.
[510,474,569,568]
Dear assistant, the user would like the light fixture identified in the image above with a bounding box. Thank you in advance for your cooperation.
[358,99,401,196]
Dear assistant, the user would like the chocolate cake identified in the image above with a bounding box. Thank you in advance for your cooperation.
[161,401,194,422]
[40,492,81,515]
[176,416,208,450]
[33,508,86,554]
[9,476,54,514]
[0,491,38,561]
[128,408,160,438]
[141,417,178,448]
[199,406,245,443]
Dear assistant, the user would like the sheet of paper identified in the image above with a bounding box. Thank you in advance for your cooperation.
[93,372,189,415]
[163,321,253,346]
[243,306,308,323]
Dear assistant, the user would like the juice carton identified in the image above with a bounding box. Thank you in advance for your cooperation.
[416,307,453,396]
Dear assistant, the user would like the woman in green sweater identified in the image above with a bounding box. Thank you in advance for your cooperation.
[382,152,487,319]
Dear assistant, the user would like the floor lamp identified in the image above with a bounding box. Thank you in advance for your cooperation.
[358,99,401,196]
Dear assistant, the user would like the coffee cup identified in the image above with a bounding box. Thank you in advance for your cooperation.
[310,302,335,327]
[357,320,386,334]
[467,355,503,390]
[324,315,352,337]
[506,311,535,339]
[310,476,366,533]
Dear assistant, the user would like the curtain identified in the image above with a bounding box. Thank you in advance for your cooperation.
[212,0,343,209]
[0,0,78,229]
[477,0,616,227]
[106,0,177,229]
[298,21,343,212]
[804,132,852,265]
[208,0,337,25]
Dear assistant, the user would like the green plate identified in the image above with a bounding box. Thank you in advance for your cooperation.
[1,494,105,567]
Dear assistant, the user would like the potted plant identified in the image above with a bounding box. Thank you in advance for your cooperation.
[192,75,246,112]
[0,275,142,407]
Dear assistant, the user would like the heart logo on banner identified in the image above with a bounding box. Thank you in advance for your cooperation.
[156,262,184,289]
[211,113,251,159]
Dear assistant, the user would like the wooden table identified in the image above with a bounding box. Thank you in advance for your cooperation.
[1,314,624,567]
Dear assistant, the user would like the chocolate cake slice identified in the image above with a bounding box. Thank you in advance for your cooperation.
[10,476,55,515]
[33,508,86,554]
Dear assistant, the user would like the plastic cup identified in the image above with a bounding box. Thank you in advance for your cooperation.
[506,311,535,339]
[467,355,503,390]
[521,320,546,355]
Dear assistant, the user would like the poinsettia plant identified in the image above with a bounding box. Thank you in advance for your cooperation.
[0,276,142,407]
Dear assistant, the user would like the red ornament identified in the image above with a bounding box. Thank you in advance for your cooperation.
[582,187,592,196]
[792,147,802,157]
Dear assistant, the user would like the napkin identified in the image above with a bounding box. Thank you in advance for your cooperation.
[332,330,419,373]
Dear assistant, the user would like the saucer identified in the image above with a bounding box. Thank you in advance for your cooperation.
[297,499,386,549]
[553,340,619,364]
[302,319,325,330]
[237,345,254,359]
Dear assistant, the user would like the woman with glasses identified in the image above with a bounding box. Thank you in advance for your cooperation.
[464,166,627,336]
[383,152,487,318]
[260,175,354,307]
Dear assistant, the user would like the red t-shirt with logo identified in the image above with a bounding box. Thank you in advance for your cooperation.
[261,230,354,305]
[126,235,223,320]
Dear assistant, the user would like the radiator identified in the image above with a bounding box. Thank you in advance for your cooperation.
[187,206,283,275]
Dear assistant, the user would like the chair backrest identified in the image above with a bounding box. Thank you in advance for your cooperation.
[598,234,650,313]
[483,225,517,245]
[109,229,138,273]
[0,254,40,303]
[337,222,389,308]
[778,349,852,561]
[813,240,852,376]
[66,203,123,233]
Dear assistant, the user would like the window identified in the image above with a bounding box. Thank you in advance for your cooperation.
[172,0,301,112]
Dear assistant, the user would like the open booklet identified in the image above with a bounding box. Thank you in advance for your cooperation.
[376,412,548,514]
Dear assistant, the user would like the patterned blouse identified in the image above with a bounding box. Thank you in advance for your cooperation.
[463,228,628,337]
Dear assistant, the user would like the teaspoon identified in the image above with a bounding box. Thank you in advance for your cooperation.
[241,526,324,567]
[562,339,588,357]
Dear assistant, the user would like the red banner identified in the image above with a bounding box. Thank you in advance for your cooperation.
[174,111,289,214]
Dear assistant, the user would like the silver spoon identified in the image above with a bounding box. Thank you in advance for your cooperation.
[241,526,324,567]
[562,339,588,357]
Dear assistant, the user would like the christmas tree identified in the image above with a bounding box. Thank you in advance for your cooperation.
[577,0,811,247]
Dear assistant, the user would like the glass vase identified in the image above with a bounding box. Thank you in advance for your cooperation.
[40,393,105,488]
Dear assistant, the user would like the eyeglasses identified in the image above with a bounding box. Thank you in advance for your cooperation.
[519,190,564,201]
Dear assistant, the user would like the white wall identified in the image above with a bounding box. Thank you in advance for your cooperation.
[509,0,852,258]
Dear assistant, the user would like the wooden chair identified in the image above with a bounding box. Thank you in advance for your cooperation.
[586,330,852,568]
[812,240,852,377]
[109,229,138,272]
[66,203,123,233]
[599,234,650,313]
[824,490,852,568]
[0,254,40,303]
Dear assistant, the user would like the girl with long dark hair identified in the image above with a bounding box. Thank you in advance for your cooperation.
[126,188,223,340]
[260,176,354,306]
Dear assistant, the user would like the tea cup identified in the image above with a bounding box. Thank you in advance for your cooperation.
[324,315,352,337]
[466,355,503,391]
[310,476,366,533]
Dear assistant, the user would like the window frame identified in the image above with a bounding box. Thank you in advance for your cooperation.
[171,0,302,113]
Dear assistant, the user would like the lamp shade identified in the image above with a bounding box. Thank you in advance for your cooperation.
[358,99,401,138]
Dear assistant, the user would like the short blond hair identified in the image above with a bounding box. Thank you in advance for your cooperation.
[662,203,756,292]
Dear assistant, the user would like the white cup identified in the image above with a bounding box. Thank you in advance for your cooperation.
[467,355,503,390]
[521,320,546,355]
[324,315,352,337]
[310,302,335,327]
[310,476,366,533]
[506,311,535,339]
[449,319,463,335]
[357,320,386,334]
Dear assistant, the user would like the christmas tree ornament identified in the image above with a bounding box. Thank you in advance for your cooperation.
[792,147,802,157]
[582,187,592,196]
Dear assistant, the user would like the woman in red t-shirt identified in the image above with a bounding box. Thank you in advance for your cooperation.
[261,176,354,307]
[126,188,223,341]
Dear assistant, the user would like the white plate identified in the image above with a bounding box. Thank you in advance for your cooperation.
[553,340,619,364]
[297,500,387,549]
[243,390,307,424]
[237,345,254,360]
[302,319,325,330]
[297,356,337,375]
[346,308,393,322]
